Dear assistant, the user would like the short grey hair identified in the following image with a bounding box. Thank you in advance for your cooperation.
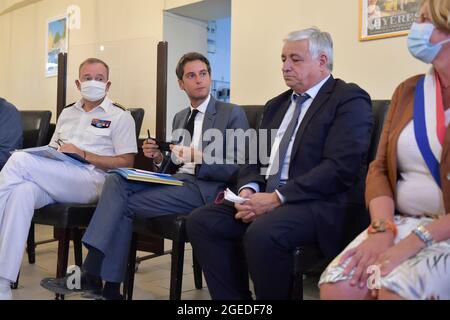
[284,27,334,72]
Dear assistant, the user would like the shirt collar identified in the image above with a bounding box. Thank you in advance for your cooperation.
[190,94,210,114]
[74,96,111,113]
[292,75,331,102]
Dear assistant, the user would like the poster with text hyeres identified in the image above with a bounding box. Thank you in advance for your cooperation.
[46,16,68,77]
[360,0,421,41]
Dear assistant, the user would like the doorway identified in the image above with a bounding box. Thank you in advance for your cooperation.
[163,0,231,138]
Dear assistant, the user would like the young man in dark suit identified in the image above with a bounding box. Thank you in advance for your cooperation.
[186,27,374,300]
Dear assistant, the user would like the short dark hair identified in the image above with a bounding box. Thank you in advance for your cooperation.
[79,58,110,80]
[176,52,211,80]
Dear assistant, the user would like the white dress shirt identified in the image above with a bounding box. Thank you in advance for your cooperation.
[242,75,331,201]
[177,95,210,175]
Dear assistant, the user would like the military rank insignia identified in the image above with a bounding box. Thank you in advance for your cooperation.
[91,119,112,128]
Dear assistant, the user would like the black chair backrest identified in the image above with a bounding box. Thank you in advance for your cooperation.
[368,100,390,165]
[241,105,264,130]
[128,108,145,139]
[20,111,52,148]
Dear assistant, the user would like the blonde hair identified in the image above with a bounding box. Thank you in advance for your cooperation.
[423,0,450,32]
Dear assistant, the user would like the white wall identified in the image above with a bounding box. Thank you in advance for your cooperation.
[0,0,164,138]
[1,0,431,136]
[163,12,207,139]
[230,0,428,105]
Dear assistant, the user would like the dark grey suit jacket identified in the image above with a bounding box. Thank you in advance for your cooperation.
[160,96,249,204]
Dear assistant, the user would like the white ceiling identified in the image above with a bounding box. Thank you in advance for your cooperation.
[167,0,231,22]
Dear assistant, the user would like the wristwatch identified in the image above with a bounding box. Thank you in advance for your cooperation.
[367,219,397,237]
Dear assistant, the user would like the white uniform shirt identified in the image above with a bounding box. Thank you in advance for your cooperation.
[49,97,138,161]
[177,95,210,175]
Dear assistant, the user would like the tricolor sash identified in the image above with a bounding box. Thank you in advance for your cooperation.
[413,68,445,188]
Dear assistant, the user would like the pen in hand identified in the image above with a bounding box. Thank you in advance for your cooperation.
[147,129,152,142]
[54,139,67,149]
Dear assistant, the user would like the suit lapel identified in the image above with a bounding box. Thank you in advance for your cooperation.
[263,93,292,154]
[290,76,335,157]
[201,96,217,150]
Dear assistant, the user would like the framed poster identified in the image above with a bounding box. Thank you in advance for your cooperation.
[46,16,68,77]
[359,0,421,41]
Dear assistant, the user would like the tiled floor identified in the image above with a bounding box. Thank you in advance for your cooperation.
[12,225,320,300]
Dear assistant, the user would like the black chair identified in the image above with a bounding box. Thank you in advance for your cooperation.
[291,100,390,300]
[10,111,52,289]
[19,111,52,149]
[123,105,265,300]
[24,108,144,299]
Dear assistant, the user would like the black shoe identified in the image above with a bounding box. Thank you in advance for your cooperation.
[40,272,103,297]
[92,293,124,301]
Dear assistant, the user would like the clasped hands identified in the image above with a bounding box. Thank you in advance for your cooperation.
[234,188,282,223]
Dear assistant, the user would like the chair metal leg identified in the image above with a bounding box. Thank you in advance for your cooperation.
[170,240,185,300]
[124,233,137,300]
[11,272,19,289]
[292,247,304,300]
[192,250,203,290]
[55,228,70,300]
[27,223,36,264]
[73,228,83,268]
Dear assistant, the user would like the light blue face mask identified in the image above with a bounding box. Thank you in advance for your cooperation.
[407,22,450,64]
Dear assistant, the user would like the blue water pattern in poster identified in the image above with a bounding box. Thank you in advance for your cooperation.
[47,17,67,76]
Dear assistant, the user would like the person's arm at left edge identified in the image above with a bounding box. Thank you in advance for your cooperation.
[59,111,137,171]
[0,103,23,168]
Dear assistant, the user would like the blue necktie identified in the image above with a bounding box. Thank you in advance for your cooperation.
[266,93,310,192]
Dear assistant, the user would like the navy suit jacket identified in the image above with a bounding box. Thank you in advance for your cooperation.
[237,76,373,258]
[0,98,23,169]
[161,96,250,204]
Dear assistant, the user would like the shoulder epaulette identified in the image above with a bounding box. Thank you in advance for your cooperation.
[65,102,76,108]
[113,102,127,111]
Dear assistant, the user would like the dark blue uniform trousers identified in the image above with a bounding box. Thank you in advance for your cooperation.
[82,172,205,283]
[186,201,317,300]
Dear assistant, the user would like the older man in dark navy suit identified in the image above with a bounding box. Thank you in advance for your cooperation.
[186,27,374,300]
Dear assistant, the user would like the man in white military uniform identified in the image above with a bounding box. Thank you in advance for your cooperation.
[0,58,137,300]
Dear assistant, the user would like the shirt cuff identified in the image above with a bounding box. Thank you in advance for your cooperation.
[275,190,286,204]
[239,183,260,194]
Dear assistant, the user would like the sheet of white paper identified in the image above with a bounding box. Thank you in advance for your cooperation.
[224,188,248,204]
